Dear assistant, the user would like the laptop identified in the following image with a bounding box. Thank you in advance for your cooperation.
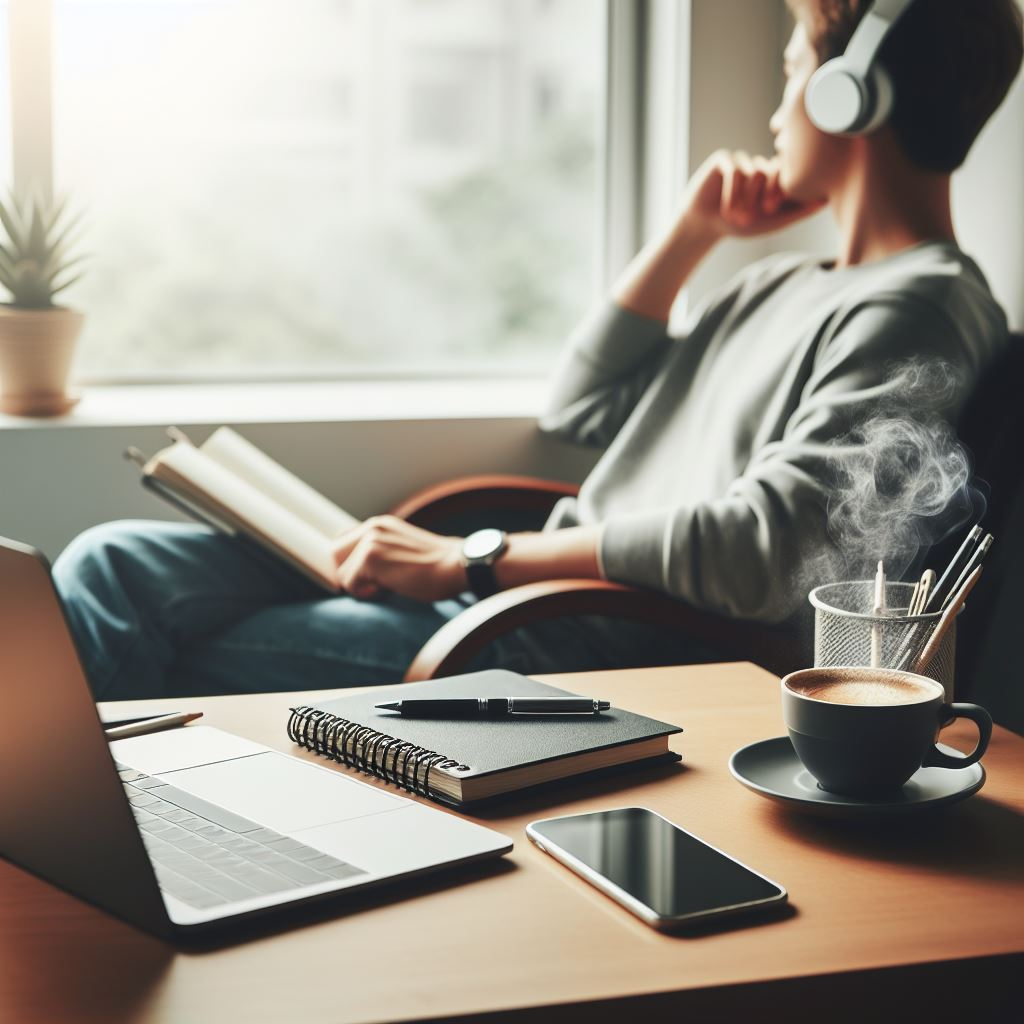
[0,536,512,937]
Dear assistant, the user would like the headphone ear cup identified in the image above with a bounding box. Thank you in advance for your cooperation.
[859,64,894,134]
[805,58,869,135]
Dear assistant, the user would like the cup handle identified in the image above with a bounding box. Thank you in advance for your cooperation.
[923,703,992,769]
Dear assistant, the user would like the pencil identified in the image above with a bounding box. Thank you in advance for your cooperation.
[104,711,203,741]
[913,567,983,677]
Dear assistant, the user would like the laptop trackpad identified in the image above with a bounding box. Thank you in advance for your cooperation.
[166,751,407,833]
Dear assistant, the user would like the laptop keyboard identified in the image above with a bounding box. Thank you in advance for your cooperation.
[116,762,367,910]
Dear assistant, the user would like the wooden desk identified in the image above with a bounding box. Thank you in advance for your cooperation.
[0,663,1021,1023]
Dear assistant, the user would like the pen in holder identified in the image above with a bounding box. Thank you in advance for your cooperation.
[809,580,959,701]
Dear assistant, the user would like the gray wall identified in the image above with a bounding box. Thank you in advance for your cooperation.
[683,0,1024,330]
[953,53,1024,330]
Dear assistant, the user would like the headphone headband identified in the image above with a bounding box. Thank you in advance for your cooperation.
[843,0,914,76]
[804,0,916,136]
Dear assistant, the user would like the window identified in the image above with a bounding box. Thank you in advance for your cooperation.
[0,3,10,188]
[34,0,607,381]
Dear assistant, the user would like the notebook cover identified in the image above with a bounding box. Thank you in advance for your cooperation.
[305,669,683,780]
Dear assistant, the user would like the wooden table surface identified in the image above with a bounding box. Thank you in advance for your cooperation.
[0,662,1021,1023]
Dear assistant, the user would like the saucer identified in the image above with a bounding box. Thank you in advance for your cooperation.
[729,736,986,817]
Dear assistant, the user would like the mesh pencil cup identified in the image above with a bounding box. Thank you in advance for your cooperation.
[808,581,958,701]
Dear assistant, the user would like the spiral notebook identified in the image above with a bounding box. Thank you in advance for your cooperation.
[287,670,683,808]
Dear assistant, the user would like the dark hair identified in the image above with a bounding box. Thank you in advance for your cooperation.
[787,0,1023,172]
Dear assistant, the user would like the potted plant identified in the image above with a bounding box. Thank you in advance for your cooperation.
[0,192,85,416]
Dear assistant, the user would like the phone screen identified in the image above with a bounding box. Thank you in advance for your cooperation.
[529,807,784,922]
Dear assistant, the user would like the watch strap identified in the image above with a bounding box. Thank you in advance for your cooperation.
[465,559,500,599]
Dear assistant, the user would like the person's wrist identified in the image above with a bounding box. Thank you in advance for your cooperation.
[445,539,469,593]
[492,532,534,591]
[669,207,724,250]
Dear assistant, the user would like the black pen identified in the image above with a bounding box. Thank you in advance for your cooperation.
[375,697,611,717]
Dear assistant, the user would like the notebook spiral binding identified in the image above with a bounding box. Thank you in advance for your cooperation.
[287,706,469,798]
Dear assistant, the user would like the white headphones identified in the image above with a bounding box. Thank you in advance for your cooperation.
[804,0,917,136]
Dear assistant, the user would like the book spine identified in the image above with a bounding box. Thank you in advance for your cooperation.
[287,706,469,798]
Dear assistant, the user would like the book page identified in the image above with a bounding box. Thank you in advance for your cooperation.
[148,442,340,590]
[199,427,358,538]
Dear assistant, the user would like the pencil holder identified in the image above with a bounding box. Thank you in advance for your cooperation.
[809,581,958,701]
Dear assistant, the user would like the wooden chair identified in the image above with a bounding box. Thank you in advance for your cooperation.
[390,477,804,682]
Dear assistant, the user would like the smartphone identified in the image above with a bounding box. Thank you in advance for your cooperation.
[526,806,787,931]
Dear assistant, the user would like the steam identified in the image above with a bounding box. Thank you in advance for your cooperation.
[819,358,981,587]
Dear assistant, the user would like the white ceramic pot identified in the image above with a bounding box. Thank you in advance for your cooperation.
[0,305,85,416]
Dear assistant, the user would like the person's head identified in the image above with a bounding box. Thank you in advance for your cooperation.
[770,0,1023,201]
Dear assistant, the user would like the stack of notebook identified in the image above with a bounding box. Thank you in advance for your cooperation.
[287,670,683,808]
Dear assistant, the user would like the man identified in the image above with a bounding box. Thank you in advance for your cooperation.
[55,0,1023,699]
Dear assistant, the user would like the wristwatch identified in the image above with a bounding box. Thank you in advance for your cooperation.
[461,528,508,599]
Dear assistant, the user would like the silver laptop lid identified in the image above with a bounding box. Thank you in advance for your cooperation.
[0,536,172,937]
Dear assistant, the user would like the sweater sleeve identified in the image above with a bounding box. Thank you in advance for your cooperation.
[599,292,1001,623]
[538,301,672,449]
[540,258,793,449]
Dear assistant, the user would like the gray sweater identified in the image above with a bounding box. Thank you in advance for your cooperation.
[541,242,1008,623]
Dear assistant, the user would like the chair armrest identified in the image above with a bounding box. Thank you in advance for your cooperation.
[391,475,579,530]
[404,578,802,682]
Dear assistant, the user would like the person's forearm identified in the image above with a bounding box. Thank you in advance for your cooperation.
[494,526,604,590]
[612,215,720,322]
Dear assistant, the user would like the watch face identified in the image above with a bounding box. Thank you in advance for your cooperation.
[463,528,505,562]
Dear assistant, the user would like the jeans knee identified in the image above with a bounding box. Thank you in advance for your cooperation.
[54,521,196,607]
[55,519,149,577]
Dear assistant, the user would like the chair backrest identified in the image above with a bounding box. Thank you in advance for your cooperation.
[945,333,1024,720]
[958,333,1024,517]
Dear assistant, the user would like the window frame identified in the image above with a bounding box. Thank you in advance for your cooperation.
[6,0,687,387]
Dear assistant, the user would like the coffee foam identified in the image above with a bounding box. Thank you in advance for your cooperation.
[788,670,939,707]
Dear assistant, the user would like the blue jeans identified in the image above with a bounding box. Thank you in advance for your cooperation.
[53,521,718,700]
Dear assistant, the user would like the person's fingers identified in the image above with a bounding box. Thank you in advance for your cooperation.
[336,533,378,593]
[335,514,414,567]
[734,151,760,223]
[332,521,370,568]
[747,164,769,221]
[762,173,784,214]
[723,151,749,221]
[752,156,778,214]
[765,158,792,215]
[719,156,739,221]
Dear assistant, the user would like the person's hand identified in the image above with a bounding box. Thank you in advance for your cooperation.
[680,150,826,241]
[331,516,466,602]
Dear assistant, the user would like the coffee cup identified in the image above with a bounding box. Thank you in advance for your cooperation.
[780,666,992,796]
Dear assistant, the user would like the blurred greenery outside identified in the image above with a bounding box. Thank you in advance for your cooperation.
[62,94,599,381]
[0,0,609,380]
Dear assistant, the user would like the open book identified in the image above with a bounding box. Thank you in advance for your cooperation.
[126,427,357,592]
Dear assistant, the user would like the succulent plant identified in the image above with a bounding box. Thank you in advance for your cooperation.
[0,191,85,309]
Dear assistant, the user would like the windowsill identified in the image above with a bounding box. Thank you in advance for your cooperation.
[0,377,547,430]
